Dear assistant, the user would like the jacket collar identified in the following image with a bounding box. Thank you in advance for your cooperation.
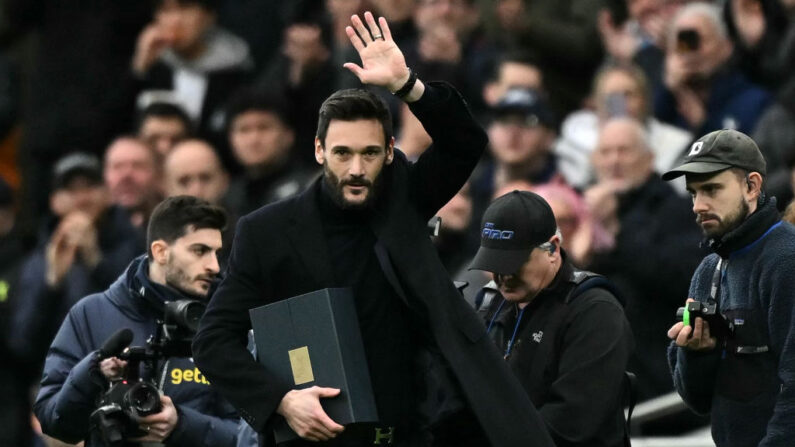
[106,255,213,321]
[286,179,336,287]
[707,196,780,258]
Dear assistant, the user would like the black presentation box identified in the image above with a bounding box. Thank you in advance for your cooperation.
[249,288,379,442]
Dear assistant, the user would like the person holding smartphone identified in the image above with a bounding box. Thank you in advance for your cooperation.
[655,3,770,136]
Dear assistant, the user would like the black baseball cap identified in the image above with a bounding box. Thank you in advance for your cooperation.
[52,153,103,190]
[469,190,557,274]
[493,88,556,128]
[662,129,766,181]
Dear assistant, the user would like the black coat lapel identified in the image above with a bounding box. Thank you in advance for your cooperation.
[286,179,336,287]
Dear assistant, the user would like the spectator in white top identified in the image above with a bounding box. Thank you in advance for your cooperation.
[554,63,693,192]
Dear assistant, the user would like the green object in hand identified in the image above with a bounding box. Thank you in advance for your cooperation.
[682,306,691,327]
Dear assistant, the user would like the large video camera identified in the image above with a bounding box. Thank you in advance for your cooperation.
[89,299,206,446]
[675,301,734,341]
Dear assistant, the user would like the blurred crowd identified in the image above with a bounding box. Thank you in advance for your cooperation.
[1,0,795,445]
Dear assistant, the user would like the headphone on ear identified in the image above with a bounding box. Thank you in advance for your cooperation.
[548,243,556,255]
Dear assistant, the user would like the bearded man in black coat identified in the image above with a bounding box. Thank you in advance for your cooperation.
[193,12,553,447]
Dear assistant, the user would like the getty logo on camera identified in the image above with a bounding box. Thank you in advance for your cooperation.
[482,222,514,240]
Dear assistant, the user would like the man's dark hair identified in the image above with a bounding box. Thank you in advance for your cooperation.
[146,195,227,257]
[490,50,542,82]
[225,89,294,132]
[316,89,393,148]
[135,102,193,135]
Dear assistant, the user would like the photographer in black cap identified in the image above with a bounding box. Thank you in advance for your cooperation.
[471,190,633,447]
[665,129,795,446]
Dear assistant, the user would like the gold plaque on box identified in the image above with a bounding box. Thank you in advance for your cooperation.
[288,346,315,385]
[250,288,379,443]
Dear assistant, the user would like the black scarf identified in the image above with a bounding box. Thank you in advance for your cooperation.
[128,256,212,315]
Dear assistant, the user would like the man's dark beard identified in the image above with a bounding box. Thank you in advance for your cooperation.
[323,162,383,210]
[698,197,750,239]
[165,258,214,299]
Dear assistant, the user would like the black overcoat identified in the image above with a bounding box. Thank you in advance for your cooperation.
[193,82,554,447]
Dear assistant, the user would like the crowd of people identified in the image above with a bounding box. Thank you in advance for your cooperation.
[0,0,794,446]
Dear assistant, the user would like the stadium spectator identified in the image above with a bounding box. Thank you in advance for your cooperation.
[133,0,254,145]
[482,51,544,109]
[9,153,144,379]
[136,102,193,157]
[654,2,772,135]
[598,0,688,90]
[585,117,703,400]
[163,139,234,266]
[254,21,337,167]
[723,0,791,90]
[555,63,692,190]
[104,137,163,230]
[163,139,229,205]
[393,4,503,159]
[487,0,605,116]
[223,90,315,217]
[412,0,494,114]
[487,90,559,185]
[471,88,561,228]
[531,182,614,268]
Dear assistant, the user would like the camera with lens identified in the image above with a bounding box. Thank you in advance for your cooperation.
[676,301,734,341]
[89,299,206,446]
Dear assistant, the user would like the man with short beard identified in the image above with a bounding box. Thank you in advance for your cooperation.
[664,129,795,446]
[34,196,238,446]
[194,11,553,447]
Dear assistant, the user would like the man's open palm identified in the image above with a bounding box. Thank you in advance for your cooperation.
[343,12,410,92]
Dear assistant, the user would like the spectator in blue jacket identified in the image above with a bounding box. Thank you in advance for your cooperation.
[34,195,238,446]
[654,2,771,136]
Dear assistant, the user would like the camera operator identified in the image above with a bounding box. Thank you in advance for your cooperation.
[664,130,795,446]
[34,195,238,446]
